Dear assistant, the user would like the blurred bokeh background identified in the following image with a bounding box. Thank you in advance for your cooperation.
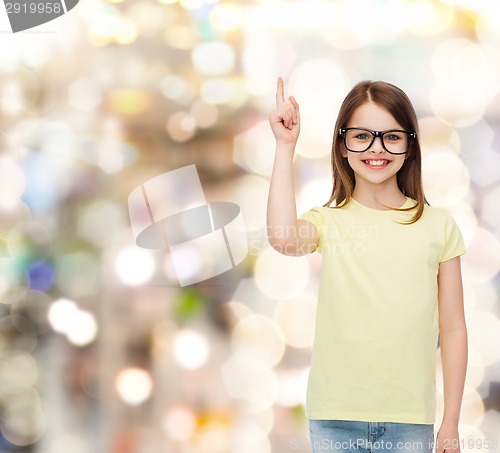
[0,0,499,451]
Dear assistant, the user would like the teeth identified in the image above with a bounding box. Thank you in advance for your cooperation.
[364,160,389,166]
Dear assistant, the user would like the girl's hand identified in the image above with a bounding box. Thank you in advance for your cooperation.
[269,76,301,146]
[435,423,461,453]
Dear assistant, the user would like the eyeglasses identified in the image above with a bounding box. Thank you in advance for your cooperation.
[339,127,416,155]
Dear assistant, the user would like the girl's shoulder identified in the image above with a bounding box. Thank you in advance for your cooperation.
[420,203,455,220]
[418,204,463,235]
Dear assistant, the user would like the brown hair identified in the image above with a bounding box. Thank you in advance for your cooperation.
[323,80,428,224]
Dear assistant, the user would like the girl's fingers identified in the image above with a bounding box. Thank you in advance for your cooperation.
[272,95,298,129]
[289,96,299,123]
[282,108,295,129]
[274,77,299,127]
[283,112,291,129]
[276,76,285,107]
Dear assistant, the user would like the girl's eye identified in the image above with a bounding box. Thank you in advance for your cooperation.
[356,133,370,140]
[386,134,401,141]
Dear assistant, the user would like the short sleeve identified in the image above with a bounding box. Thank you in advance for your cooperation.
[439,212,466,263]
[298,206,324,254]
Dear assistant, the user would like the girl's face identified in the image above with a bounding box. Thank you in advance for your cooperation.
[341,101,409,188]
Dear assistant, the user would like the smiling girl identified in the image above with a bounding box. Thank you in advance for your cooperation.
[267,78,467,453]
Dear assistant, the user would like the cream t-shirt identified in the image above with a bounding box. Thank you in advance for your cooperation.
[298,196,466,424]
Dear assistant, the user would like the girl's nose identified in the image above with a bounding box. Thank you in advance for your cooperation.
[369,136,385,153]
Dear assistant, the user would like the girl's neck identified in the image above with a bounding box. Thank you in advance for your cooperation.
[352,180,407,211]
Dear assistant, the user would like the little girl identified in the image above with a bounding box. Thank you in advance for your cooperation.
[267,77,467,453]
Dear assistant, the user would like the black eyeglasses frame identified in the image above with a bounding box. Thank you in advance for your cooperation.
[339,127,416,155]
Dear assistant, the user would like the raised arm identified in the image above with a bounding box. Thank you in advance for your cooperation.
[267,76,318,256]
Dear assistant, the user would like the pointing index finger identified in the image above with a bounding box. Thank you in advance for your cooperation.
[276,76,285,106]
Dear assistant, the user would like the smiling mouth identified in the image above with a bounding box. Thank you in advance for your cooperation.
[362,159,391,167]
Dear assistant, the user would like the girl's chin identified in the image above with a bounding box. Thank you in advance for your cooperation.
[353,171,398,185]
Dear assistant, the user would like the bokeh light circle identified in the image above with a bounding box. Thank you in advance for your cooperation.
[192,42,235,75]
[254,247,310,300]
[172,328,209,370]
[0,399,46,447]
[47,298,79,334]
[406,0,454,36]
[446,201,478,248]
[467,310,500,366]
[461,228,500,284]
[221,356,278,413]
[418,117,460,157]
[162,406,197,441]
[231,314,285,367]
[322,1,379,49]
[65,310,98,347]
[476,2,500,54]
[160,75,195,104]
[276,367,309,407]
[0,200,32,240]
[430,39,500,127]
[7,221,53,262]
[220,174,270,232]
[166,111,197,142]
[465,345,485,390]
[233,120,275,176]
[0,315,38,354]
[430,83,486,128]
[115,247,155,286]
[209,3,244,32]
[116,367,153,406]
[0,350,38,388]
[422,151,470,207]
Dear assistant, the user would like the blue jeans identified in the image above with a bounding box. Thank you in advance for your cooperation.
[308,419,434,453]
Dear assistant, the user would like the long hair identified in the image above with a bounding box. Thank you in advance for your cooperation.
[323,80,428,224]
